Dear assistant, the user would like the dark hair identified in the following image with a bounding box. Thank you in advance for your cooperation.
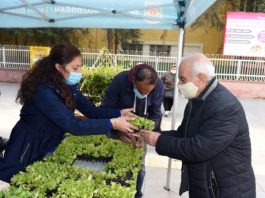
[16,43,81,110]
[128,63,158,85]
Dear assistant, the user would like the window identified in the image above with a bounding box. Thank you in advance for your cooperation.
[121,43,143,53]
[150,45,171,56]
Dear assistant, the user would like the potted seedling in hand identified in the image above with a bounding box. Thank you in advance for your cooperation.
[120,116,155,148]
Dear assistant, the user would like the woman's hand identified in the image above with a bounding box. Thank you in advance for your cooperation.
[111,117,138,133]
[120,108,136,118]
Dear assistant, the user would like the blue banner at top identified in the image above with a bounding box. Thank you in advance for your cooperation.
[0,0,216,29]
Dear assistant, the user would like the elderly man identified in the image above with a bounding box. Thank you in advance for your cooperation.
[140,53,256,198]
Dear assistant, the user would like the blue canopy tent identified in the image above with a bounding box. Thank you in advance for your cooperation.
[0,0,214,29]
[0,0,217,190]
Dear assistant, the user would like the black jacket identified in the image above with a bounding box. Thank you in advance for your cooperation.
[156,78,256,198]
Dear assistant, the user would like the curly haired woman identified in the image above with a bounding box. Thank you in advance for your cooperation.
[0,43,136,182]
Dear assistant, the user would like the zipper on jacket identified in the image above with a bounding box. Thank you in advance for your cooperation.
[184,101,192,192]
[183,164,190,193]
[209,170,219,198]
[20,143,30,163]
[184,101,192,138]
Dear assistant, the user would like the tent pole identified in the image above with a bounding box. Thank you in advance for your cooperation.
[164,26,185,191]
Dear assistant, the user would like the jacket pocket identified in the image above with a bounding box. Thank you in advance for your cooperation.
[208,170,219,198]
[20,142,31,163]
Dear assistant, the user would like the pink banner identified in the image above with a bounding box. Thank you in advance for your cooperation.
[227,12,265,20]
[223,12,265,57]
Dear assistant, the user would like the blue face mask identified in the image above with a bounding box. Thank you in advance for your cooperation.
[133,88,148,99]
[65,72,82,85]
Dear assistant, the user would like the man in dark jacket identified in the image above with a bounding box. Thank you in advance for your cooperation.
[102,63,164,198]
[103,64,163,131]
[140,53,256,198]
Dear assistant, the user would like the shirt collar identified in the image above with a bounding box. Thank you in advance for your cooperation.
[197,77,218,101]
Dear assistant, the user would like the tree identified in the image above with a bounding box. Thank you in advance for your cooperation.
[0,28,91,47]
[106,29,141,53]
[240,0,265,12]
[189,0,265,53]
[107,29,113,51]
[191,0,265,31]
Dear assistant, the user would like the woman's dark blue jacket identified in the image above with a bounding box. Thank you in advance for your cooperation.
[0,83,119,182]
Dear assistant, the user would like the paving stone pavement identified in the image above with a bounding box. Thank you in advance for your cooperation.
[1,83,265,197]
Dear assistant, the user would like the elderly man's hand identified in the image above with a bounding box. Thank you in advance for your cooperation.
[119,132,136,144]
[139,129,161,147]
[119,132,144,148]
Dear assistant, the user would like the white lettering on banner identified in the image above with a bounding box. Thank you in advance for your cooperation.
[128,10,139,15]
[7,6,136,16]
[8,8,26,14]
[8,7,49,15]
[54,6,99,14]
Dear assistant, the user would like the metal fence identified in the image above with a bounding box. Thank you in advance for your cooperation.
[0,45,30,69]
[1,45,265,82]
[208,54,265,82]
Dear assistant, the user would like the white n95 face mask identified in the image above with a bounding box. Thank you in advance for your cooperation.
[178,82,198,99]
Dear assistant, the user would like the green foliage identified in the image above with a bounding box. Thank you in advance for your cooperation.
[238,0,265,12]
[95,182,136,198]
[56,177,95,197]
[3,135,143,197]
[0,28,91,46]
[129,116,155,131]
[0,187,33,198]
[80,65,123,105]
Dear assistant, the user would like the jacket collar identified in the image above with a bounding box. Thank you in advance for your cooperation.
[197,77,217,101]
